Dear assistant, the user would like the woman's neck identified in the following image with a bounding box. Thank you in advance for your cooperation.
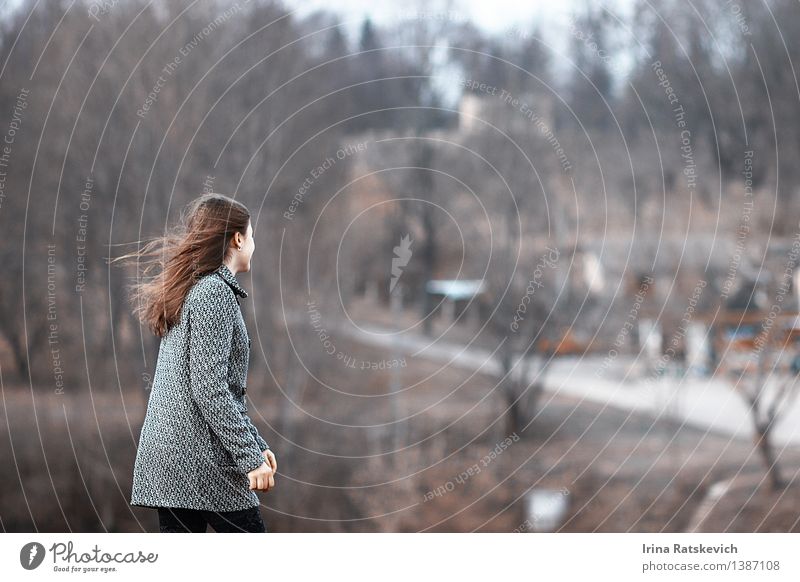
[223,258,239,275]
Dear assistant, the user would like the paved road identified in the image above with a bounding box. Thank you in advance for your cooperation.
[335,321,800,447]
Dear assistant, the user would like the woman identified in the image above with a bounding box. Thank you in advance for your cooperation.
[118,193,277,532]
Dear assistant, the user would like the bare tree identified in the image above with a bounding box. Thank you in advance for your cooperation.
[723,325,800,491]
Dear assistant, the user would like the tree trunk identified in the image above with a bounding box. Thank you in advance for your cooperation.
[755,424,784,490]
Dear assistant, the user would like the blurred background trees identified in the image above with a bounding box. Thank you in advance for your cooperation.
[3,0,800,531]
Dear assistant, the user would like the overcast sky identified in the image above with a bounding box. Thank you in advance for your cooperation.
[283,0,633,44]
[284,0,572,34]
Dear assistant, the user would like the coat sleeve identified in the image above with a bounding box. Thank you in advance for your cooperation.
[242,403,270,452]
[187,281,265,475]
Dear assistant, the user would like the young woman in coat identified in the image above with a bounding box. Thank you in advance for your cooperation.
[119,193,277,532]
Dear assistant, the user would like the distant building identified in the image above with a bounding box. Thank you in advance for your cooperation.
[425,279,486,323]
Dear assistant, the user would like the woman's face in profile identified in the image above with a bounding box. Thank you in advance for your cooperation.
[239,221,255,272]
[233,222,256,273]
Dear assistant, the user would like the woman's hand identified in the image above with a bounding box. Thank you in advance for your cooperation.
[247,461,275,492]
[263,449,277,473]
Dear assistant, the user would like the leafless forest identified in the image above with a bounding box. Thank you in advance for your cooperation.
[2,0,800,532]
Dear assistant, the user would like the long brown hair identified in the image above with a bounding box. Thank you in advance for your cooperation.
[111,193,251,337]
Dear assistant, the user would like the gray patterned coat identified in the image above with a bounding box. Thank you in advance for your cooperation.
[129,264,270,511]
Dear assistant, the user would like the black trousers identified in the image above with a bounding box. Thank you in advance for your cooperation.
[157,505,266,533]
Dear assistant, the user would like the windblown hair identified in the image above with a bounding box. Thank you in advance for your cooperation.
[112,193,251,337]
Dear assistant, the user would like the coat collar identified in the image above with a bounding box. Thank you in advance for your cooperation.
[214,263,248,298]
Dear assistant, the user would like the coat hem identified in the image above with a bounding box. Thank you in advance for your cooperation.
[130,495,260,512]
